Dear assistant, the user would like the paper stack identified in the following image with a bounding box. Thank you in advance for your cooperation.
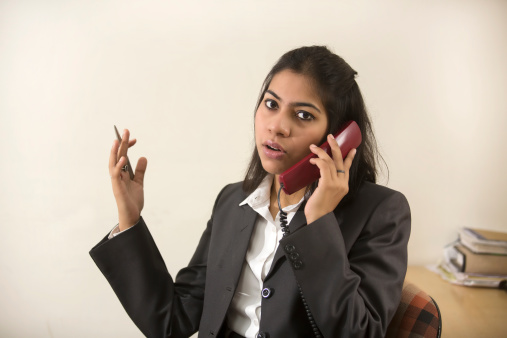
[430,227,507,288]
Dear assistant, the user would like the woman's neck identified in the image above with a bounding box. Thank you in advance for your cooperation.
[269,175,306,219]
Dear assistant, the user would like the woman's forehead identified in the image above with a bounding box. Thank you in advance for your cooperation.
[268,70,323,107]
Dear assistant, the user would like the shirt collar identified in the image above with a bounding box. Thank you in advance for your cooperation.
[239,174,273,209]
[239,174,305,212]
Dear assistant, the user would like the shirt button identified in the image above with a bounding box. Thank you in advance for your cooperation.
[261,287,274,298]
[256,332,268,338]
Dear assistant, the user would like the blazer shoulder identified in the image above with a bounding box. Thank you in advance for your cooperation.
[358,181,408,204]
[340,181,410,217]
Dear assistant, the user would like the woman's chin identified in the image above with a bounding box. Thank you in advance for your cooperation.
[261,162,288,176]
[258,150,294,175]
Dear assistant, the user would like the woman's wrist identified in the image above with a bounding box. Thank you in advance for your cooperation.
[305,210,326,225]
[118,215,140,232]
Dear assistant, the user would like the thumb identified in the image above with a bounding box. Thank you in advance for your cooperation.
[133,157,148,185]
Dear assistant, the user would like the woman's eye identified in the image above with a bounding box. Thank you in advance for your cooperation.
[296,111,315,121]
[265,99,278,109]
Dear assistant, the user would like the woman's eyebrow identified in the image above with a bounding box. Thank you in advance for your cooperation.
[266,90,281,101]
[266,89,322,113]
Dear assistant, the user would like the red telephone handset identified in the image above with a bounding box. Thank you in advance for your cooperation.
[279,120,362,195]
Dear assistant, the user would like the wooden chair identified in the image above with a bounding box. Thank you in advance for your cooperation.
[385,282,442,338]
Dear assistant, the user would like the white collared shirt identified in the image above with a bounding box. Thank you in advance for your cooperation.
[227,175,304,337]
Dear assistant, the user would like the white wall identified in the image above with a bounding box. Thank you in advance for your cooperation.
[1,0,506,336]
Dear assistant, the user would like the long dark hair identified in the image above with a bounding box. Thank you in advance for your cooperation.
[243,46,384,200]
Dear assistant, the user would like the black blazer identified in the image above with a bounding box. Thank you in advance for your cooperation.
[90,181,410,338]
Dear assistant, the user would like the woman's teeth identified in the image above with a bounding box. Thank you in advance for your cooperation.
[267,145,280,151]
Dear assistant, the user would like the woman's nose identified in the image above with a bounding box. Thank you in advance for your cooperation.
[268,111,290,137]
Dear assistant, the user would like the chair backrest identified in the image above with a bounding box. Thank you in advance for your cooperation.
[385,282,442,338]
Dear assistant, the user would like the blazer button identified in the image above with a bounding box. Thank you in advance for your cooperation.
[293,259,303,270]
[261,287,274,298]
[256,331,269,338]
[289,252,300,261]
[284,244,296,253]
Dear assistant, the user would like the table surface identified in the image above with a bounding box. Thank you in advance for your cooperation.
[405,266,507,338]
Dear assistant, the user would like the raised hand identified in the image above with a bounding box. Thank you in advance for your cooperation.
[109,129,148,231]
[304,133,356,224]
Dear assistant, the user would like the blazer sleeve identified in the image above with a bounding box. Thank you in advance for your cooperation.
[89,186,228,338]
[279,188,411,338]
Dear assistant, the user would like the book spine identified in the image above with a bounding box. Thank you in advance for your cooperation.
[444,243,465,272]
[457,244,507,276]
[459,230,507,255]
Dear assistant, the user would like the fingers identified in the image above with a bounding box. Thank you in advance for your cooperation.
[109,140,120,175]
[309,143,337,181]
[305,135,357,223]
[328,134,344,170]
[343,148,357,175]
[309,134,357,180]
[133,157,148,185]
[309,156,333,182]
[111,155,127,180]
[109,140,129,182]
[117,129,130,162]
[109,129,136,178]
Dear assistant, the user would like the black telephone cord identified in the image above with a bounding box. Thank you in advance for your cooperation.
[277,184,322,338]
[277,184,290,237]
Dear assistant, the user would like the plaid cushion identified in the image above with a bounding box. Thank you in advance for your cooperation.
[385,282,442,338]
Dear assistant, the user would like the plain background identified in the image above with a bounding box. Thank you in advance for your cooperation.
[1,0,506,337]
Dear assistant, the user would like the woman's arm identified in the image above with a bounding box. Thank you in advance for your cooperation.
[280,187,410,337]
[90,184,229,337]
[90,217,206,337]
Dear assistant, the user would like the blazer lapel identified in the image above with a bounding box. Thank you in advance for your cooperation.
[266,208,307,277]
[288,207,308,234]
[227,204,258,287]
[198,193,259,336]
[221,195,307,284]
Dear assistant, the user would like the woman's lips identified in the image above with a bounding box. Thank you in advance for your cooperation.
[265,140,285,152]
[262,141,286,160]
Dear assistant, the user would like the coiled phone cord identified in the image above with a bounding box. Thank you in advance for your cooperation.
[278,184,323,338]
[277,184,290,237]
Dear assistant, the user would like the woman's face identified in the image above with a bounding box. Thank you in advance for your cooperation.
[255,69,328,176]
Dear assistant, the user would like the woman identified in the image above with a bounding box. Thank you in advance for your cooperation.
[90,46,411,338]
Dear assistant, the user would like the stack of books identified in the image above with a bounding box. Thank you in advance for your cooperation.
[430,227,507,288]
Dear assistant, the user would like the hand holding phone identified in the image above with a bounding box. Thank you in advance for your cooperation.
[300,121,361,224]
[279,121,362,194]
[109,126,148,231]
